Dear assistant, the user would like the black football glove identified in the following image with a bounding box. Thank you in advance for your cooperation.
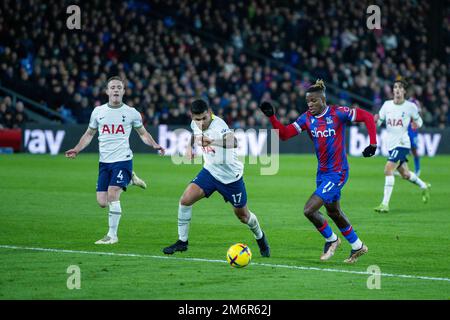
[362,144,377,157]
[259,101,274,117]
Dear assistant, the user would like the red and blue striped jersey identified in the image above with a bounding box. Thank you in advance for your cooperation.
[293,105,356,173]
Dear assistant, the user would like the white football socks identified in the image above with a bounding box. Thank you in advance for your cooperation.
[408,172,427,188]
[178,203,192,242]
[326,233,338,242]
[247,212,263,240]
[351,238,363,250]
[382,175,395,206]
[107,201,122,238]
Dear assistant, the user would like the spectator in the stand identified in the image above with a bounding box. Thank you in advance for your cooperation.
[13,112,26,128]
[74,97,92,124]
[0,97,20,129]
[12,101,27,128]
[0,0,447,128]
[144,105,159,126]
[0,101,8,128]
[2,110,14,129]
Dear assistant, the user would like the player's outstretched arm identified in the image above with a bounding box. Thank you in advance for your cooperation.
[354,108,377,157]
[135,126,165,155]
[259,101,298,141]
[65,127,97,159]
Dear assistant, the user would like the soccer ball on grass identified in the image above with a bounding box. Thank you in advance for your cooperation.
[226,243,252,268]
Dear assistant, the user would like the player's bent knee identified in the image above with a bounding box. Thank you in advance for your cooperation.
[96,194,108,208]
[303,206,315,218]
[401,172,410,180]
[180,196,194,207]
[180,185,204,206]
[384,163,396,176]
[97,200,108,208]
[107,189,122,202]
[234,209,249,223]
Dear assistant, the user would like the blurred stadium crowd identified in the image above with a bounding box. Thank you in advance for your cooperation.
[0,0,449,129]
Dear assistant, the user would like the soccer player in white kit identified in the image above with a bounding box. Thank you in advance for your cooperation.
[163,99,270,257]
[65,76,165,244]
[374,78,431,213]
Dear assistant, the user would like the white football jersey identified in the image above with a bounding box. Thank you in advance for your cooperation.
[378,100,422,150]
[88,103,143,163]
[191,115,244,184]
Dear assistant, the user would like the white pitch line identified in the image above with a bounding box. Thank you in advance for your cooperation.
[1,244,449,283]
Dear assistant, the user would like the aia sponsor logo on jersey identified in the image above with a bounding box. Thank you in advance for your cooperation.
[101,124,125,134]
[387,118,404,127]
[311,127,336,138]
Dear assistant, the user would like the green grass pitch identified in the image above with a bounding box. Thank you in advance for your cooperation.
[0,153,449,299]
